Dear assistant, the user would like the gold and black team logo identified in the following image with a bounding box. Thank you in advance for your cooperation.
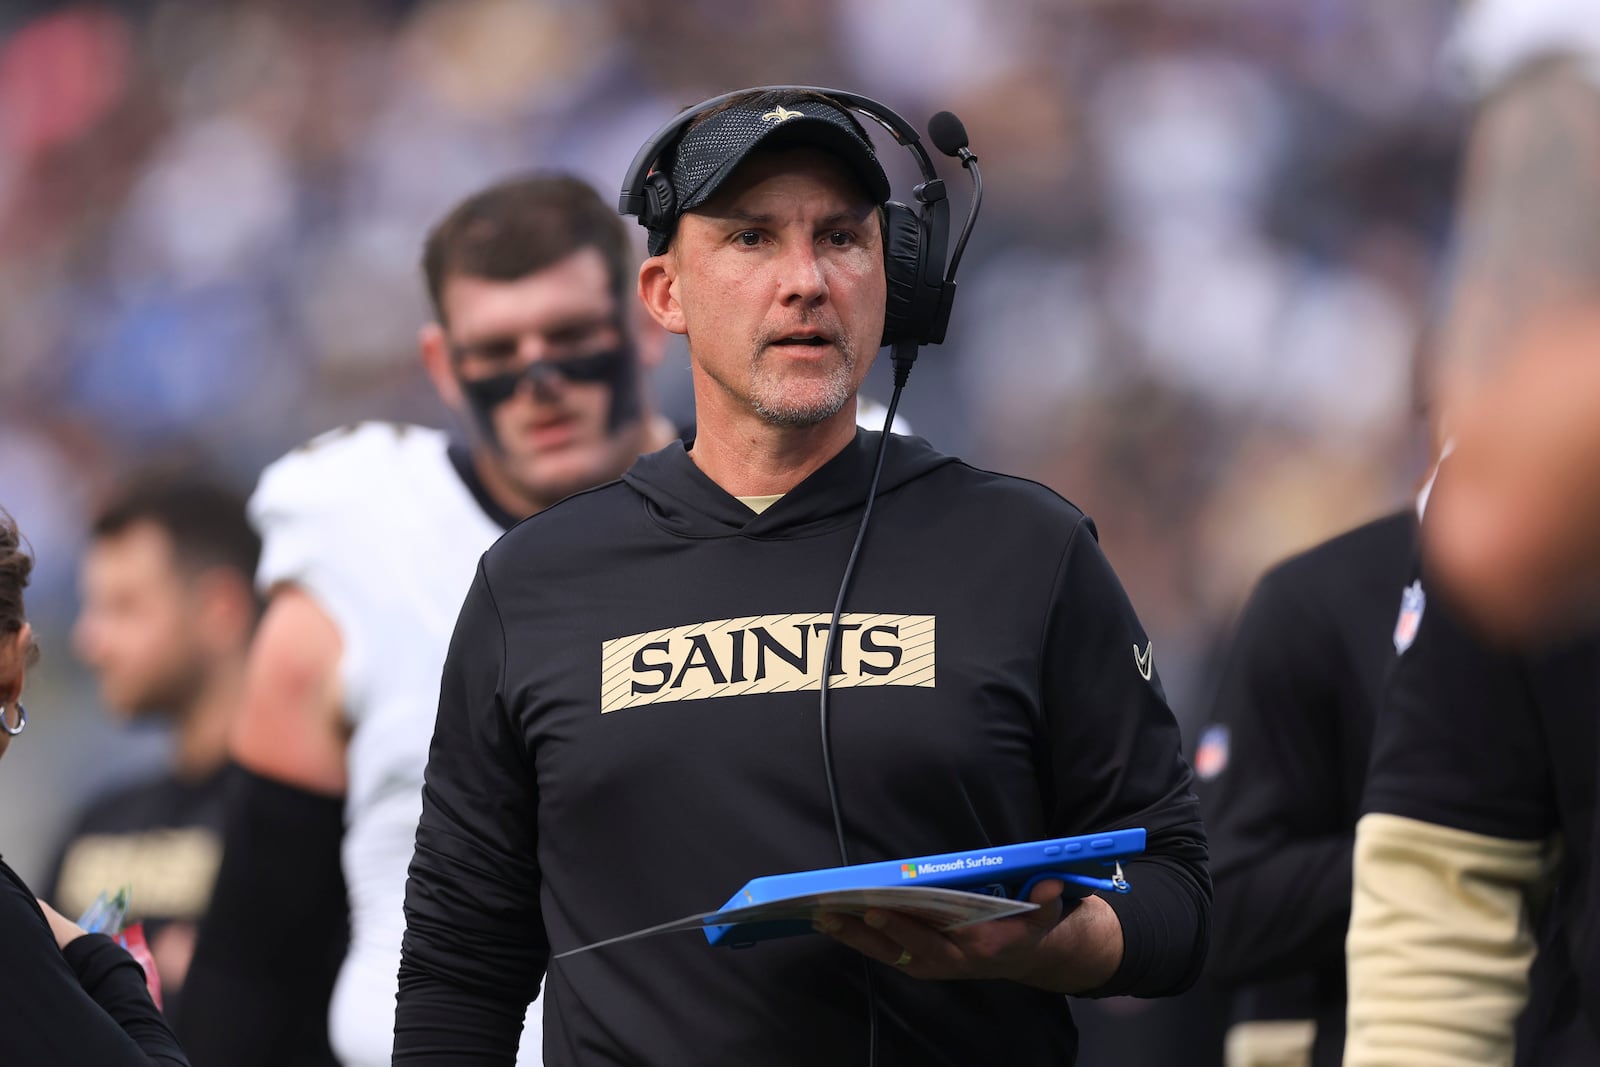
[761,105,804,124]
[600,613,935,712]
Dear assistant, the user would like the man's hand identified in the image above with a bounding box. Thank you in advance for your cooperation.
[813,879,1124,993]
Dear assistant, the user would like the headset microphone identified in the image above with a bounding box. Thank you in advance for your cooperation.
[927,111,982,289]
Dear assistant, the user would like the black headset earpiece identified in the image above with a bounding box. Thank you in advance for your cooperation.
[640,171,677,242]
[880,201,926,348]
[619,85,958,348]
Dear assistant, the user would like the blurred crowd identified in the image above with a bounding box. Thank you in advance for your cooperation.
[0,0,1462,893]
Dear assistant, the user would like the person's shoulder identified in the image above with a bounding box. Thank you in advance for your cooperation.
[254,422,448,512]
[482,477,636,570]
[0,855,32,901]
[65,772,192,834]
[927,455,1091,526]
[1260,510,1415,599]
[257,419,448,499]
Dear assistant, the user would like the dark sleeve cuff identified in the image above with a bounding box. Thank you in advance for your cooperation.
[1081,856,1210,999]
[62,933,148,995]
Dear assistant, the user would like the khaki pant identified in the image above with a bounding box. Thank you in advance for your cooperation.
[1224,1019,1315,1067]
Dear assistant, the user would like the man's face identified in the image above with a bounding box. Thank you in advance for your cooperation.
[665,147,886,427]
[439,248,639,505]
[73,523,208,717]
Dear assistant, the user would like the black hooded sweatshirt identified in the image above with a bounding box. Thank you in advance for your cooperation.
[395,431,1210,1066]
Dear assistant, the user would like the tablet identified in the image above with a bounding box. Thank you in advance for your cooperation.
[704,827,1145,947]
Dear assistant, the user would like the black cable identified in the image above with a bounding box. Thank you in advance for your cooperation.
[817,379,905,866]
[817,372,908,1067]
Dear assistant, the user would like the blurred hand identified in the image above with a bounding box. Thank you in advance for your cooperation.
[37,898,88,950]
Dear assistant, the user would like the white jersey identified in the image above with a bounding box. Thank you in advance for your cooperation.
[856,395,913,435]
[251,423,541,1067]
[1448,0,1600,96]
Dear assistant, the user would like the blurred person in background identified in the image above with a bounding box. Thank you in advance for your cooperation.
[1345,544,1600,1064]
[1197,506,1415,1067]
[1422,0,1600,637]
[1194,336,1447,1067]
[47,475,260,1023]
[0,507,191,1066]
[1342,2,1600,1060]
[179,172,681,1067]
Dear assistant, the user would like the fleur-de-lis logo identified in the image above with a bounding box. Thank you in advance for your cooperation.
[761,105,804,124]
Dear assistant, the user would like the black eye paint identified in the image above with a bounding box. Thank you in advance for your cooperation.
[456,343,642,452]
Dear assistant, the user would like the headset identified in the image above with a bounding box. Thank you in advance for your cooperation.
[619,85,969,356]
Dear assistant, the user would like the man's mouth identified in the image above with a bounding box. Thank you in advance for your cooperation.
[523,413,578,445]
[770,333,833,349]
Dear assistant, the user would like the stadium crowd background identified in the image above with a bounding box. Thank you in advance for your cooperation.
[0,0,1460,952]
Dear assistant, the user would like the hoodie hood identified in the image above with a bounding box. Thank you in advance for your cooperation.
[622,429,958,539]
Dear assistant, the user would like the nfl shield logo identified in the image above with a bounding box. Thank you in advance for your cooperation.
[1194,724,1229,781]
[1393,579,1426,654]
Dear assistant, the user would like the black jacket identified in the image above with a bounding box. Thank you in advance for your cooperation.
[396,431,1210,1065]
[1197,511,1414,1065]
[0,856,188,1066]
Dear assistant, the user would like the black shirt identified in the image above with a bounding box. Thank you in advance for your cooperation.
[396,431,1210,1065]
[0,855,189,1065]
[46,765,231,1020]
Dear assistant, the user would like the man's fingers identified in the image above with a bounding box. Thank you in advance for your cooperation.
[813,912,907,967]
[1023,879,1069,928]
[860,909,962,965]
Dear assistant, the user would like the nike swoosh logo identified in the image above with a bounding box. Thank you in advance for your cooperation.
[1133,639,1154,681]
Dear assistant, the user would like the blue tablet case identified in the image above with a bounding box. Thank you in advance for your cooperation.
[705,827,1145,947]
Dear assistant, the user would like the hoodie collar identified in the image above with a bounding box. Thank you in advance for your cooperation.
[622,429,956,539]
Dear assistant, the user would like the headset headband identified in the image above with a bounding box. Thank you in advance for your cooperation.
[618,86,938,219]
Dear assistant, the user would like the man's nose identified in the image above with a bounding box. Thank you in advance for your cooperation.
[779,243,828,306]
[71,612,101,665]
[511,339,566,401]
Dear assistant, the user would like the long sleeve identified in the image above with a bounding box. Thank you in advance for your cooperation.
[1200,570,1357,985]
[394,559,545,1064]
[178,766,346,1066]
[1345,574,1559,1067]
[1039,518,1211,998]
[0,861,189,1066]
[1345,813,1552,1067]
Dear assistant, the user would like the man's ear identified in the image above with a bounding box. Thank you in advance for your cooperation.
[191,568,258,657]
[638,254,687,337]
[419,323,466,414]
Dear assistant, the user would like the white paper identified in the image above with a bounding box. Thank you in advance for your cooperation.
[555,885,1038,959]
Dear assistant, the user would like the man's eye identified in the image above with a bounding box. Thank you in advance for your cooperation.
[826,231,855,247]
[471,341,519,362]
[736,231,762,247]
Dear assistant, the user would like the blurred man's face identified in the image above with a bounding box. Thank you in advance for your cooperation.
[441,248,642,508]
[74,523,208,717]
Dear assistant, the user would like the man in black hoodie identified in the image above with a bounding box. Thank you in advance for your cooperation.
[394,87,1210,1066]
